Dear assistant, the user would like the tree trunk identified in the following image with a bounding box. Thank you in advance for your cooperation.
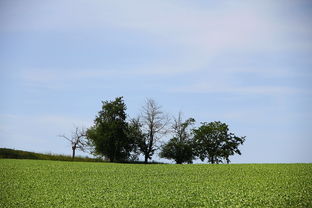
[144,154,149,164]
[72,147,76,160]
[113,141,118,162]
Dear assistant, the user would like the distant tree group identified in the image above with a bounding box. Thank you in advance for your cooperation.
[62,97,246,164]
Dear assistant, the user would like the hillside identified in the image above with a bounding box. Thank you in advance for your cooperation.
[0,148,103,162]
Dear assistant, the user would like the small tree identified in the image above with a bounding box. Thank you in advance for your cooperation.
[139,99,169,163]
[59,126,87,159]
[160,138,193,164]
[160,113,195,164]
[86,97,134,162]
[193,121,245,164]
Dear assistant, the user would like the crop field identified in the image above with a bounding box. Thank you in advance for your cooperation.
[0,159,311,208]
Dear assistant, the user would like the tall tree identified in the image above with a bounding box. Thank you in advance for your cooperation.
[160,113,195,164]
[86,97,133,162]
[193,121,245,164]
[139,99,169,163]
[59,126,87,159]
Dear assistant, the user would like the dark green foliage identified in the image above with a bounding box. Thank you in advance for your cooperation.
[0,148,103,162]
[193,121,245,164]
[86,97,134,162]
[160,138,193,164]
[127,118,146,161]
[160,115,195,164]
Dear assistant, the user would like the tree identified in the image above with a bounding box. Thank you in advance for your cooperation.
[220,132,246,164]
[59,126,87,159]
[193,121,245,164]
[160,113,195,164]
[86,97,134,162]
[127,117,145,162]
[139,99,169,163]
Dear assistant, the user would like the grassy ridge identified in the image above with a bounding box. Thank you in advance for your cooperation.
[1,159,311,207]
[0,148,103,162]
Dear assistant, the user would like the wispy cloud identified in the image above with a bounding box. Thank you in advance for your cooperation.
[5,0,312,91]
[2,0,311,52]
[170,82,309,95]
[19,61,206,89]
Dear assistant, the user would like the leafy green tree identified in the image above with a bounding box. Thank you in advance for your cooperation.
[220,132,245,164]
[160,138,193,164]
[160,113,195,164]
[193,121,245,164]
[86,97,134,162]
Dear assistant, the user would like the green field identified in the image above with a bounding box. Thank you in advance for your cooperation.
[0,159,311,207]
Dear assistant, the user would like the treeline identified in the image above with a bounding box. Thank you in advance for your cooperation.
[63,97,246,164]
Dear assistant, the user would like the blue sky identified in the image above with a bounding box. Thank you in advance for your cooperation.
[0,0,311,163]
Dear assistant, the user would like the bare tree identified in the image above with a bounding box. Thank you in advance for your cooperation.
[172,112,195,143]
[59,126,87,159]
[139,98,169,163]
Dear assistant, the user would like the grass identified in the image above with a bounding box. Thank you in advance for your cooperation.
[0,159,311,207]
[0,148,104,162]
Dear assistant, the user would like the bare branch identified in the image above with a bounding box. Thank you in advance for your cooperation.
[139,98,170,163]
[59,126,88,159]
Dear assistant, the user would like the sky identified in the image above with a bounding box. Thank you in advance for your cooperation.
[0,0,311,163]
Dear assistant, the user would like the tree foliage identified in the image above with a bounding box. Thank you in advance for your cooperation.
[193,121,245,164]
[86,97,134,162]
[160,113,195,164]
[73,97,246,164]
[127,117,145,162]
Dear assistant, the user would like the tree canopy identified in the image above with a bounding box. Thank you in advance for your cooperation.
[86,97,134,162]
[80,97,246,164]
[193,121,245,164]
[160,113,195,164]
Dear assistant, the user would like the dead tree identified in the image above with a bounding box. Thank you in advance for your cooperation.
[139,99,169,163]
[59,127,87,159]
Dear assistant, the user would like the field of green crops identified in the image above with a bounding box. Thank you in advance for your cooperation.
[0,159,311,207]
